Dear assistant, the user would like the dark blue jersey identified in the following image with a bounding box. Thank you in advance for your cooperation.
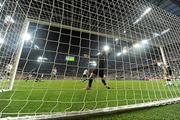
[167,67,172,76]
[98,51,110,69]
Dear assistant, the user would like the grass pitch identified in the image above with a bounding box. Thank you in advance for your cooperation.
[95,102,180,120]
[0,79,180,118]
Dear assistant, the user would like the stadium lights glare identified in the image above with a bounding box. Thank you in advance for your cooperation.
[97,52,101,55]
[0,37,4,44]
[89,61,97,66]
[37,56,48,62]
[103,45,110,52]
[22,33,31,41]
[92,63,97,66]
[133,43,140,48]
[133,7,152,24]
[153,28,170,38]
[122,49,127,54]
[143,7,152,15]
[115,38,119,41]
[89,61,96,64]
[123,30,126,34]
[161,28,170,35]
[117,52,122,56]
[141,39,149,44]
[0,3,3,7]
[153,33,160,37]
[34,45,40,50]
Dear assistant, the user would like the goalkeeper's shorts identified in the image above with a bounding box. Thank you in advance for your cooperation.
[92,69,104,78]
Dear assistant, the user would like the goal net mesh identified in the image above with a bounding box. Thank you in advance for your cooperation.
[1,0,180,118]
[0,0,26,92]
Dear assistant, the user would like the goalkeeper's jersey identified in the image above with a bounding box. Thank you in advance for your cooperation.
[98,51,109,69]
[166,67,172,76]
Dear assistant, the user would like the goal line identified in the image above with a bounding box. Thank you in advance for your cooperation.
[2,97,180,120]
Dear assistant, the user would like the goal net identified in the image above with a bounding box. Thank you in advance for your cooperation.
[0,0,27,92]
[1,0,180,119]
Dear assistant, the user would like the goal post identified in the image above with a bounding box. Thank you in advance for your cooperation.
[159,46,167,66]
[8,20,30,90]
[0,0,28,92]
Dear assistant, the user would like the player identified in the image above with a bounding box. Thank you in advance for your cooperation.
[25,73,32,82]
[81,69,89,82]
[85,50,111,90]
[4,63,13,80]
[25,68,37,82]
[165,65,174,86]
[51,67,57,79]
[35,73,44,82]
[41,73,44,79]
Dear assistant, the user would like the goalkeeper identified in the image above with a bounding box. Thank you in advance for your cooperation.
[25,68,37,82]
[85,50,111,90]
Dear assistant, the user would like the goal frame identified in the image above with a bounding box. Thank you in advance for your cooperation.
[0,19,30,92]
[1,97,180,120]
[1,18,179,119]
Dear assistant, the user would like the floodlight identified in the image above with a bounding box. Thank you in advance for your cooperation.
[153,28,170,38]
[38,56,43,60]
[141,39,149,44]
[143,7,152,15]
[115,38,118,41]
[37,56,48,62]
[97,52,101,55]
[92,63,97,66]
[22,33,31,41]
[37,56,43,62]
[123,30,126,34]
[34,45,40,50]
[0,3,3,7]
[134,7,152,24]
[122,49,127,54]
[89,61,96,64]
[0,37,4,44]
[117,52,122,56]
[89,61,97,66]
[153,33,160,37]
[133,43,140,48]
[103,45,110,52]
[161,28,170,35]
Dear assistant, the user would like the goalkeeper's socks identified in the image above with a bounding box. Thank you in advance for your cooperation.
[101,79,107,86]
[88,78,93,88]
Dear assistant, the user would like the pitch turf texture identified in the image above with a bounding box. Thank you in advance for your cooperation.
[0,80,180,118]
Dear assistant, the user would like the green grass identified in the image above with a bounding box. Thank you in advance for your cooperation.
[0,80,180,118]
[94,103,180,120]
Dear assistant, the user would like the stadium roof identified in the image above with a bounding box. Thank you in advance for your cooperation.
[147,0,180,16]
[16,0,180,47]
[2,0,177,73]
